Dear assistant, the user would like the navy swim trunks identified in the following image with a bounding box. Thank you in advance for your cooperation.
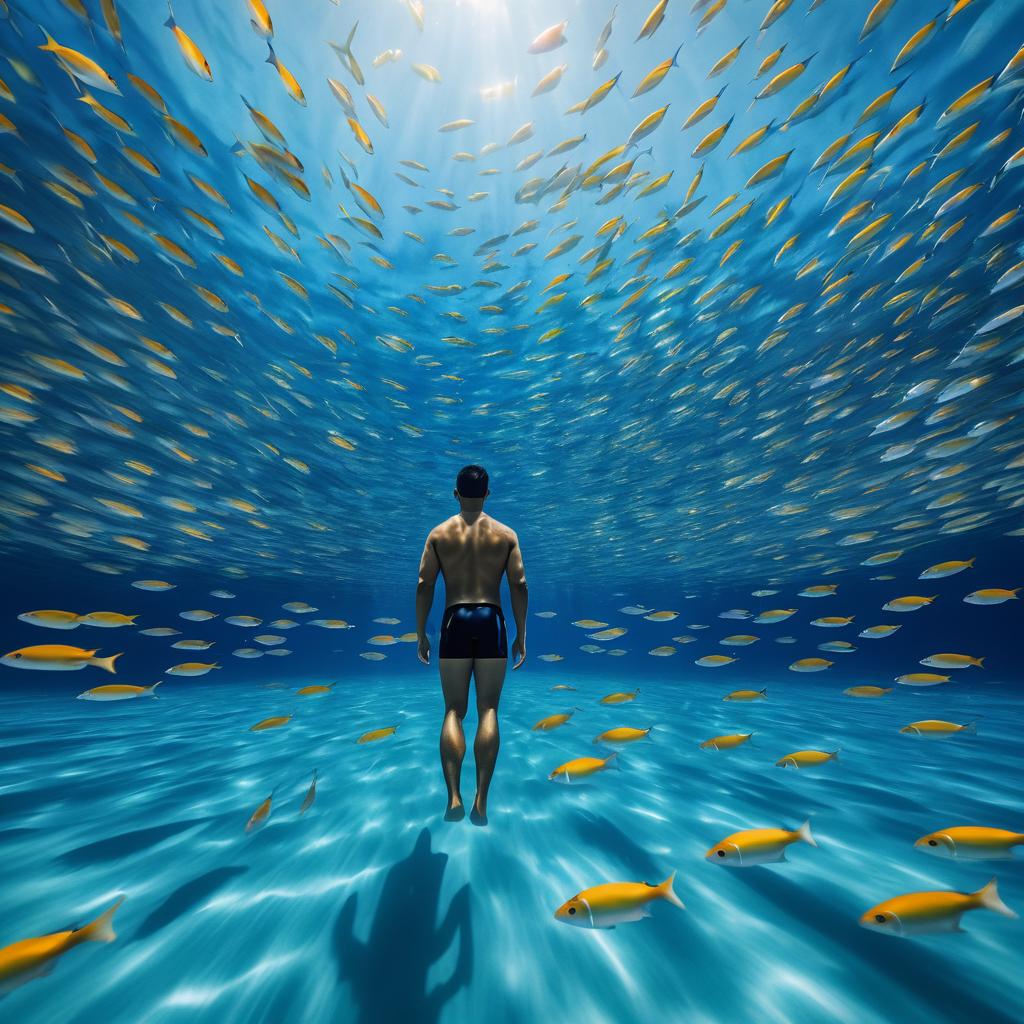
[439,603,508,659]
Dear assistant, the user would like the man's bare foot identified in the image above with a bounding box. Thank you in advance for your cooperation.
[444,799,465,822]
[469,800,488,827]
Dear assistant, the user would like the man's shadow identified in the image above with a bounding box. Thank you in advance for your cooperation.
[333,828,472,1024]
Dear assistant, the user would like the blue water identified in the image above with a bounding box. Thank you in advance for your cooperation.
[3,0,1024,1019]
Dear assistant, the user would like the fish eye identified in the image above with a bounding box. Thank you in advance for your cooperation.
[874,914,886,924]
[567,907,576,915]
[716,849,725,857]
[928,839,937,847]
[14,652,21,659]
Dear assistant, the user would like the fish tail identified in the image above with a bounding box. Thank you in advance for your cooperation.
[147,681,162,698]
[975,878,1017,918]
[78,896,124,943]
[604,750,620,769]
[92,652,122,674]
[266,42,277,66]
[974,657,985,667]
[342,20,358,55]
[830,749,841,761]
[36,24,57,49]
[164,1,175,29]
[672,43,683,67]
[797,819,817,847]
[759,688,767,696]
[658,871,685,910]
[961,721,978,735]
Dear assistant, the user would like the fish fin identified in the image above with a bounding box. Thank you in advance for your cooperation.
[975,878,1017,918]
[797,819,817,847]
[79,896,124,943]
[658,871,685,910]
[604,750,620,769]
[975,657,985,667]
[343,19,359,55]
[672,43,683,67]
[147,681,162,698]
[266,42,277,66]
[961,721,978,735]
[164,1,175,29]
[36,25,58,49]
[92,652,122,674]
[830,749,841,761]
[759,688,767,696]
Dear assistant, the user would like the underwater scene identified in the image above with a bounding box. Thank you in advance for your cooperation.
[2,0,1024,1020]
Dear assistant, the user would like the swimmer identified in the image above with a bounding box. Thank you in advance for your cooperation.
[416,465,528,826]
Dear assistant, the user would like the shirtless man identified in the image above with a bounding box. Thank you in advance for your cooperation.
[416,465,528,826]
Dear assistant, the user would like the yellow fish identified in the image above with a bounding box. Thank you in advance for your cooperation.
[549,752,618,782]
[707,821,816,865]
[38,31,119,92]
[165,661,219,676]
[17,610,80,630]
[697,655,737,667]
[533,712,576,731]
[915,827,1024,860]
[164,2,212,81]
[76,612,137,628]
[723,689,767,701]
[245,791,274,832]
[883,595,936,612]
[896,673,950,687]
[77,682,160,701]
[700,733,754,750]
[843,686,893,698]
[0,896,123,994]
[250,714,292,732]
[599,689,639,704]
[267,43,305,105]
[900,720,976,738]
[963,589,1019,605]
[594,727,651,744]
[919,653,983,669]
[776,750,839,769]
[357,725,398,743]
[860,878,1016,936]
[919,558,974,579]
[2,645,121,673]
[789,658,832,672]
[297,684,335,696]
[554,873,683,928]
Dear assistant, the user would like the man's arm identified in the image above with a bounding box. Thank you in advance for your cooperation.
[505,531,528,670]
[416,533,440,664]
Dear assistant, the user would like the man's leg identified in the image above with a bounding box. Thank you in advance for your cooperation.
[439,658,473,821]
[469,658,507,826]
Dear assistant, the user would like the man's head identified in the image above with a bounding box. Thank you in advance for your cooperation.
[455,464,489,503]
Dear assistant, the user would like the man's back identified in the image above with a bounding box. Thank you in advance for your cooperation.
[428,513,519,608]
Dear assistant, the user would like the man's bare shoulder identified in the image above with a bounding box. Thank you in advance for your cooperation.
[483,515,517,543]
[428,516,461,541]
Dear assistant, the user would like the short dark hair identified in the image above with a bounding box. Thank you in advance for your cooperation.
[456,465,488,498]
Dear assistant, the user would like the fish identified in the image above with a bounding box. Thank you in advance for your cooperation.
[250,714,292,731]
[357,725,398,743]
[844,686,893,698]
[860,879,1016,936]
[17,610,81,630]
[919,654,983,669]
[723,689,767,701]
[963,589,1018,605]
[896,673,952,687]
[700,733,754,750]
[593,727,651,744]
[788,658,832,672]
[707,820,816,865]
[528,22,568,54]
[245,791,274,832]
[38,30,119,93]
[533,712,576,731]
[554,873,683,928]
[915,827,1024,860]
[165,662,219,677]
[2,645,121,673]
[299,770,318,814]
[900,720,976,738]
[164,2,212,81]
[549,752,618,781]
[0,896,123,993]
[776,750,839,769]
[599,689,639,704]
[696,655,737,667]
[77,682,161,701]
